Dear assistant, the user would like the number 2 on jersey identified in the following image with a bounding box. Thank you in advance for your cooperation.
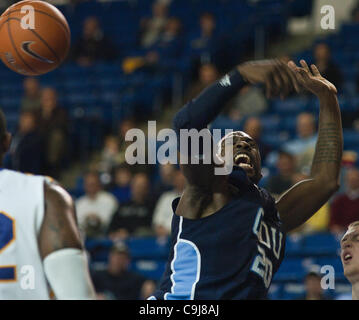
[0,212,16,281]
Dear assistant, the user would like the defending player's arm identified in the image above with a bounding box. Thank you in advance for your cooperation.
[38,180,96,299]
[173,60,298,187]
[276,60,343,233]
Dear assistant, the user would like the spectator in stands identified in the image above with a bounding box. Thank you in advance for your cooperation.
[37,87,69,178]
[185,63,220,102]
[76,171,118,238]
[266,151,296,197]
[21,77,41,112]
[188,12,224,78]
[298,271,332,300]
[152,169,185,239]
[72,16,118,67]
[153,163,177,201]
[139,0,169,49]
[243,117,271,163]
[108,173,155,240]
[38,88,68,172]
[143,17,184,73]
[91,242,154,300]
[351,3,359,22]
[228,85,268,121]
[330,168,359,235]
[98,135,122,175]
[110,164,132,204]
[313,42,342,91]
[8,111,44,174]
[116,118,137,164]
[282,112,317,174]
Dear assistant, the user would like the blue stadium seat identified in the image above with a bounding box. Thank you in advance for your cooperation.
[343,130,359,150]
[85,239,113,263]
[285,235,303,256]
[274,257,307,282]
[271,97,309,115]
[301,233,340,256]
[131,259,167,281]
[126,237,170,260]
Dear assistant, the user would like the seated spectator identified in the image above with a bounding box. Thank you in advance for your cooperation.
[139,0,169,49]
[153,163,177,201]
[185,63,220,102]
[91,242,155,300]
[108,173,155,240]
[143,17,184,73]
[266,151,296,197]
[110,164,132,204]
[282,112,317,174]
[21,77,41,112]
[152,169,185,239]
[243,117,271,163]
[72,16,118,67]
[330,168,359,235]
[8,111,44,174]
[313,42,342,91]
[98,135,122,175]
[298,271,333,300]
[37,87,69,178]
[187,12,224,77]
[228,85,268,121]
[76,171,118,238]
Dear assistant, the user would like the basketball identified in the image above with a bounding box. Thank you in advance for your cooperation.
[0,0,70,76]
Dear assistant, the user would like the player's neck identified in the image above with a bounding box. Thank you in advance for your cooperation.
[352,282,359,300]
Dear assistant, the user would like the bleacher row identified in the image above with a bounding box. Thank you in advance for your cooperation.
[85,232,350,299]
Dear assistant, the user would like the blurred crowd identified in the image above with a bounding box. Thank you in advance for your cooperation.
[1,0,359,300]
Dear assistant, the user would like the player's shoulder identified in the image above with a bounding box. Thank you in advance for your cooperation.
[44,178,73,207]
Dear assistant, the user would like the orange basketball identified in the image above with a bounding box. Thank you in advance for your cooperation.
[0,0,71,76]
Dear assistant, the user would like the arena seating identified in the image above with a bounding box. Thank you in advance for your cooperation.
[85,231,349,300]
[0,0,357,299]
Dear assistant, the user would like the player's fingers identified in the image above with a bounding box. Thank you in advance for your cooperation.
[271,71,282,96]
[286,66,301,93]
[280,63,297,96]
[310,64,321,77]
[265,75,273,99]
[299,59,311,74]
[287,60,298,72]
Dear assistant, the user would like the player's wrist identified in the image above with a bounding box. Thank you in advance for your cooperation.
[316,89,337,101]
[227,68,247,88]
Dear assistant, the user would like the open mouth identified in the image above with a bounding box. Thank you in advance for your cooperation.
[343,252,353,264]
[234,153,253,169]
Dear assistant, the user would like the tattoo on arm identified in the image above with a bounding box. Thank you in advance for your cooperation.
[312,122,342,165]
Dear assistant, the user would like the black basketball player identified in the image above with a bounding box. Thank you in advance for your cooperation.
[149,59,343,299]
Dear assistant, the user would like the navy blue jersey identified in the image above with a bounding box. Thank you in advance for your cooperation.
[150,183,286,300]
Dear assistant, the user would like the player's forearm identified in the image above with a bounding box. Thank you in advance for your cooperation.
[310,91,343,186]
[173,69,246,133]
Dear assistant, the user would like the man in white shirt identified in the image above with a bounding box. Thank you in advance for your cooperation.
[76,171,118,237]
[152,169,185,238]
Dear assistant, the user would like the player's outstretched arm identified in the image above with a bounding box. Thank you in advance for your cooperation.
[174,59,298,188]
[276,60,343,233]
[39,180,96,299]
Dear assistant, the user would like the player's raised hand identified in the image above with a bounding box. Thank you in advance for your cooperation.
[237,59,300,98]
[287,60,337,96]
